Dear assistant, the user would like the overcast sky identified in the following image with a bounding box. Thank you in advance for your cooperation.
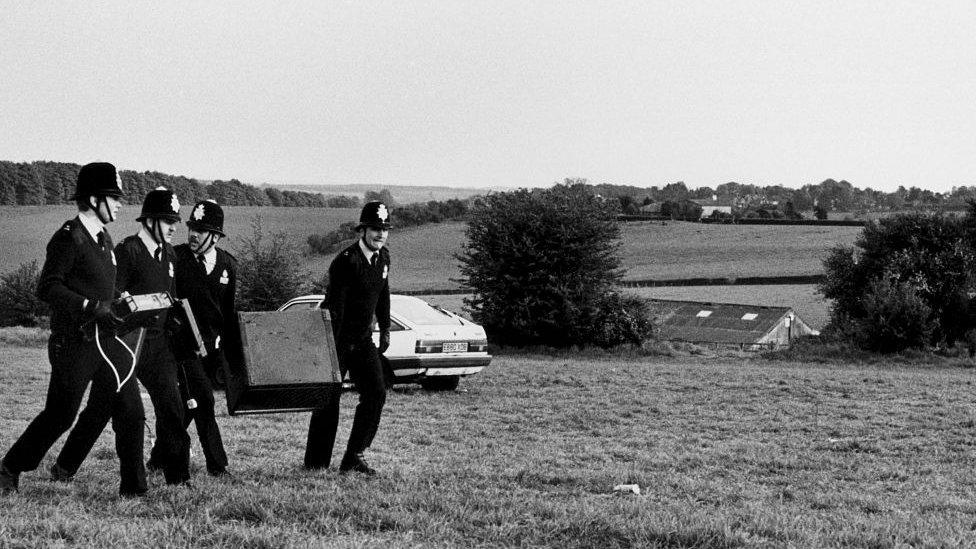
[2,2,974,192]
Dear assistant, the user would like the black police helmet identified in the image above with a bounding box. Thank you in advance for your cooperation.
[136,187,181,223]
[355,201,393,231]
[71,162,124,200]
[186,199,226,236]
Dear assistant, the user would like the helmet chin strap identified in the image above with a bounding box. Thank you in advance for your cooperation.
[191,232,217,255]
[142,219,165,245]
[89,196,115,224]
[361,233,383,252]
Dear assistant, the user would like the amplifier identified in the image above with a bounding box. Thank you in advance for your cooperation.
[227,308,342,415]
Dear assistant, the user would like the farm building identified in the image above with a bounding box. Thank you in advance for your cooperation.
[690,197,733,217]
[649,299,818,350]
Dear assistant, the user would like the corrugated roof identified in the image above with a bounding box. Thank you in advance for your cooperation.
[650,299,793,345]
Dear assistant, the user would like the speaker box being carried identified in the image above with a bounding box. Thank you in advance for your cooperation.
[227,308,342,415]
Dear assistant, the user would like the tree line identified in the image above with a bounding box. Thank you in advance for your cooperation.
[597,178,976,216]
[0,160,358,208]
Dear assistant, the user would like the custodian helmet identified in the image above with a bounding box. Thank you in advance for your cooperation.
[136,187,181,223]
[355,201,393,231]
[71,162,124,200]
[186,199,226,236]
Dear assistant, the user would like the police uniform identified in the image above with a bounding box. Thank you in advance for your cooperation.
[305,201,392,474]
[0,162,147,497]
[54,188,191,486]
[149,199,238,476]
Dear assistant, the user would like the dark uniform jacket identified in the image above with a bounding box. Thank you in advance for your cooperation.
[172,243,242,360]
[324,241,391,345]
[114,235,175,331]
[37,217,116,336]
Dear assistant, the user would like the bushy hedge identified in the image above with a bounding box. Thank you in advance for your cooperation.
[582,292,654,348]
[820,212,975,352]
[0,261,49,327]
[236,217,311,311]
[307,221,358,255]
[457,182,652,348]
[306,197,471,256]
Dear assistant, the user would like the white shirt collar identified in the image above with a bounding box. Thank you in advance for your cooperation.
[77,212,105,243]
[358,238,378,262]
[197,245,217,274]
[137,227,161,258]
[199,245,217,264]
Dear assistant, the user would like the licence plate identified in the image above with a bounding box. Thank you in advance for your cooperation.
[442,341,468,353]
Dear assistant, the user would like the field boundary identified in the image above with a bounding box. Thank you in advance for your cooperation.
[396,274,824,295]
[617,214,867,226]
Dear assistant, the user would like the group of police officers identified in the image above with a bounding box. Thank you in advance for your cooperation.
[0,161,393,497]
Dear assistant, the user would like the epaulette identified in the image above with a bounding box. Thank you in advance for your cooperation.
[220,248,238,264]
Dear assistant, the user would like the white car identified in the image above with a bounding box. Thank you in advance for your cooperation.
[277,294,491,390]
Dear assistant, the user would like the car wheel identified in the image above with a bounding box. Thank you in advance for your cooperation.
[420,375,460,391]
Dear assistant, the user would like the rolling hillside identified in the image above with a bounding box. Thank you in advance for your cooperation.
[0,207,860,293]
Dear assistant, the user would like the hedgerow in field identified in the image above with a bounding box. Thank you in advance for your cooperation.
[236,217,311,311]
[0,260,49,327]
[820,212,975,352]
[457,181,652,347]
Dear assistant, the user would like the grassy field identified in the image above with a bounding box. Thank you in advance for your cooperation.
[1,342,976,547]
[0,207,861,294]
[618,220,862,280]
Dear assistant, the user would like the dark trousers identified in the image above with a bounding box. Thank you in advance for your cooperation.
[56,334,189,485]
[151,353,228,474]
[305,340,387,468]
[3,331,147,495]
[137,336,191,483]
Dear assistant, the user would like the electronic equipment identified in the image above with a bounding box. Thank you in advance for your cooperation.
[166,298,208,362]
[226,309,341,415]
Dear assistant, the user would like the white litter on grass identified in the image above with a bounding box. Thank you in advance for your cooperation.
[613,483,641,495]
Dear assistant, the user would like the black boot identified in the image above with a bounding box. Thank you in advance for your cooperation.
[49,462,74,483]
[339,452,377,476]
[0,464,20,494]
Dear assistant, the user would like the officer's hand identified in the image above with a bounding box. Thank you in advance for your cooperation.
[92,300,124,330]
[379,330,390,354]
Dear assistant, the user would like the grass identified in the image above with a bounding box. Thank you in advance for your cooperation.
[2,342,976,547]
[0,207,860,293]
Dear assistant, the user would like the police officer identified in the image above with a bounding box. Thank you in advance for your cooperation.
[0,162,148,497]
[305,201,393,475]
[149,199,238,477]
[52,187,191,486]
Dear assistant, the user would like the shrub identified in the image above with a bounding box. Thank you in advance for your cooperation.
[854,277,935,352]
[236,217,311,311]
[820,212,975,352]
[457,181,638,347]
[0,260,49,327]
[307,221,358,256]
[579,292,654,348]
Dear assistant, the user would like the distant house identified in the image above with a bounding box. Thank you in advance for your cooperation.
[649,299,818,350]
[690,197,733,217]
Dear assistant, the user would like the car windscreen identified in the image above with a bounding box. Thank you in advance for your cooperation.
[395,299,464,326]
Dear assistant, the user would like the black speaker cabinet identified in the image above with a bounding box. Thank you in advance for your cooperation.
[227,309,342,415]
